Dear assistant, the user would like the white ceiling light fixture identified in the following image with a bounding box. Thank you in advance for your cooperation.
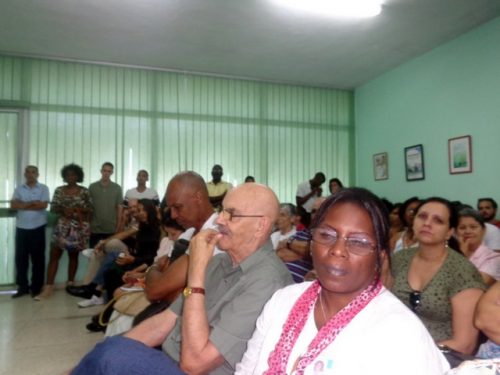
[270,0,383,18]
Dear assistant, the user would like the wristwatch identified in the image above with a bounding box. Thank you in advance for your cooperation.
[182,286,205,298]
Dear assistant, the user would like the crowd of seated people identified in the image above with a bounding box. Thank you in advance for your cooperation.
[11,162,500,373]
[67,198,161,310]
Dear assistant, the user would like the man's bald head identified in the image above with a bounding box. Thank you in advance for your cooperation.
[168,171,209,197]
[216,183,280,263]
[225,183,280,232]
[165,171,212,230]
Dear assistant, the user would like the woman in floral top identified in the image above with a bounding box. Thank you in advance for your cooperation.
[35,163,93,300]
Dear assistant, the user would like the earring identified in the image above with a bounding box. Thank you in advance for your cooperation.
[445,240,449,248]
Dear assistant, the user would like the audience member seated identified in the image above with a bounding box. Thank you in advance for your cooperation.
[80,198,140,286]
[276,198,326,283]
[124,170,160,207]
[69,199,160,308]
[295,172,326,227]
[71,183,292,375]
[206,164,233,209]
[474,281,500,359]
[477,197,500,228]
[88,171,220,333]
[452,201,500,252]
[143,171,219,304]
[235,188,449,375]
[456,208,500,286]
[328,177,343,195]
[35,163,93,300]
[244,175,255,183]
[392,196,420,252]
[270,203,297,250]
[388,202,404,251]
[391,197,485,355]
[102,214,186,336]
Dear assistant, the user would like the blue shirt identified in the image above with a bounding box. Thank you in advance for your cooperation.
[12,182,50,229]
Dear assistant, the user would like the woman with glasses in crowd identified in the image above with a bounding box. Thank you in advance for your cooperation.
[236,188,449,375]
[391,197,485,355]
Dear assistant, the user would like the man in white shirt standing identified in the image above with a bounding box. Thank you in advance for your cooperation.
[10,165,50,298]
[124,170,160,206]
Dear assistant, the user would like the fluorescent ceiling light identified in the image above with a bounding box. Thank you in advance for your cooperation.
[270,0,383,18]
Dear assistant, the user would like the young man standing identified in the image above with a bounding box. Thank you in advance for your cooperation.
[88,162,123,247]
[10,165,50,298]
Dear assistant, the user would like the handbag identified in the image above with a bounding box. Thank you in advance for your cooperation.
[113,291,150,316]
[98,290,150,327]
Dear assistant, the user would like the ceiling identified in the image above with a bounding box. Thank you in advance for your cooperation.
[0,0,499,89]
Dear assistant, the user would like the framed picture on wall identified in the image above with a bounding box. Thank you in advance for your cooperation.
[404,144,425,181]
[373,152,388,180]
[448,135,472,174]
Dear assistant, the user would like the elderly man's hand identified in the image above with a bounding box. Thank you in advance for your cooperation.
[188,229,221,277]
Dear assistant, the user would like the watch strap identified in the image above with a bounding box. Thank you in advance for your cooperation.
[183,286,205,297]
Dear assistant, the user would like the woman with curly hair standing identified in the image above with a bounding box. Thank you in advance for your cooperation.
[35,163,93,300]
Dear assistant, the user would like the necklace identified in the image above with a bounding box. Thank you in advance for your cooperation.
[318,290,328,324]
[264,280,382,375]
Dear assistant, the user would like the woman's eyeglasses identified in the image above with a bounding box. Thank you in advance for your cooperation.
[310,228,375,256]
[409,291,421,311]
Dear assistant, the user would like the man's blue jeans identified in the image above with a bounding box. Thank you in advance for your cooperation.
[72,336,186,375]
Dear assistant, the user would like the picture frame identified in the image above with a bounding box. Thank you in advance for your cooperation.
[448,135,472,174]
[404,144,425,181]
[373,152,388,181]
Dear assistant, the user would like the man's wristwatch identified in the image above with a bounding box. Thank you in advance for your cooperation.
[286,237,294,250]
[182,286,205,298]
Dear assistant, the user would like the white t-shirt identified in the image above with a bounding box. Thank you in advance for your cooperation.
[236,283,449,375]
[484,223,500,251]
[124,187,160,202]
[296,181,321,213]
[271,228,297,250]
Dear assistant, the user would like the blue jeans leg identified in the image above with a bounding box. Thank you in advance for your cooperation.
[92,252,120,286]
[72,336,186,375]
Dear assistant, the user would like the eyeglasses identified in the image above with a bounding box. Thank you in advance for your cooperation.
[220,208,264,222]
[310,228,375,256]
[409,291,421,311]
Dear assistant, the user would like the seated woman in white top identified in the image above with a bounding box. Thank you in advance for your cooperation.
[456,208,500,286]
[271,203,297,250]
[392,196,420,252]
[236,188,449,375]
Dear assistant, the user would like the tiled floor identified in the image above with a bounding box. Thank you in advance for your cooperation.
[0,286,104,375]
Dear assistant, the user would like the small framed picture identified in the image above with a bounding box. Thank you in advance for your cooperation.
[404,144,425,181]
[448,135,472,174]
[373,152,388,181]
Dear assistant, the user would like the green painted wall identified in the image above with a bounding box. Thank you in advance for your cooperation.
[355,17,500,207]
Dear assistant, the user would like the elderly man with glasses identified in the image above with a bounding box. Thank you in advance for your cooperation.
[71,180,293,375]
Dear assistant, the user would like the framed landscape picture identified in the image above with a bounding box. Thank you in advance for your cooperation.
[404,144,425,181]
[373,152,388,181]
[448,135,472,174]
